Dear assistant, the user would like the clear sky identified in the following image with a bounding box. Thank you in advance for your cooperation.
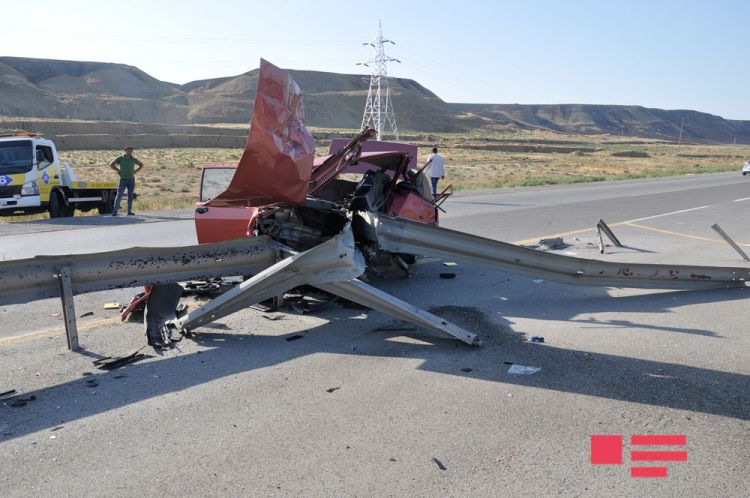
[3,0,749,119]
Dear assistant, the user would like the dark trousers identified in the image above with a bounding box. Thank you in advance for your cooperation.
[430,176,440,196]
[114,178,136,214]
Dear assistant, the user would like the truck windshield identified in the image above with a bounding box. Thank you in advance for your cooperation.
[201,167,236,202]
[0,140,34,174]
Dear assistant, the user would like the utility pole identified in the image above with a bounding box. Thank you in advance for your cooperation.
[358,19,400,141]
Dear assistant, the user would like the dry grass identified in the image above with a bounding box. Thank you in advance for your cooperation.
[5,128,749,221]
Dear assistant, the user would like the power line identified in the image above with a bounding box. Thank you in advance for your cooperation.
[357,20,399,141]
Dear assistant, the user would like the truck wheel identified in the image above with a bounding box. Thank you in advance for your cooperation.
[49,192,74,218]
[98,195,114,215]
[49,192,63,218]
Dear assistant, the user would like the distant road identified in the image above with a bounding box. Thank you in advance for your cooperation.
[0,172,747,260]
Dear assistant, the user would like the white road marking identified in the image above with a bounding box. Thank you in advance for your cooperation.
[732,196,750,202]
[627,205,709,223]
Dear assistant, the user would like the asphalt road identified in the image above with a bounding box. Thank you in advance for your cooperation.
[1,172,748,497]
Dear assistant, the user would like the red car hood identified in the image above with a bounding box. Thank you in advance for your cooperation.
[206,59,316,207]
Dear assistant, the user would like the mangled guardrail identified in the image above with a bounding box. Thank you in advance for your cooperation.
[0,237,278,349]
[2,214,749,352]
[155,225,480,347]
[358,212,750,290]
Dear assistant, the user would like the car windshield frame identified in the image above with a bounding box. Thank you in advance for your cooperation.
[200,167,237,202]
[0,140,34,174]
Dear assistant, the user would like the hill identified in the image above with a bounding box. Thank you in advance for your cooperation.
[453,103,750,144]
[1,56,750,143]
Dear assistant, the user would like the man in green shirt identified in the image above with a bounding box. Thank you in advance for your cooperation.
[109,146,144,216]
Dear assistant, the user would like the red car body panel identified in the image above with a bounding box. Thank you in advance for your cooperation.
[206,59,315,208]
[387,191,437,224]
[195,165,259,244]
[328,138,419,175]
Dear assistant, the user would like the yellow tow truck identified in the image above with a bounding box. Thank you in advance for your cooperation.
[0,133,118,217]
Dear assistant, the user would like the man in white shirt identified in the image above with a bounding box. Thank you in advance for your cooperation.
[423,147,445,197]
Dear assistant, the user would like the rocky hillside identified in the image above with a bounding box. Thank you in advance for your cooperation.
[454,103,750,144]
[2,56,749,143]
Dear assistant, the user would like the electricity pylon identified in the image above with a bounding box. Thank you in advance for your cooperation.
[358,20,400,141]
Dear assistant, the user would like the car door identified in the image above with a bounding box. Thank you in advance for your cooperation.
[194,166,259,244]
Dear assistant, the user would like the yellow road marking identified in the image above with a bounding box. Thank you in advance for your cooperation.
[513,223,628,246]
[0,316,122,347]
[623,222,741,245]
[514,220,747,247]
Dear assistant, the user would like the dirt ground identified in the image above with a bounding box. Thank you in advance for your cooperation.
[7,128,750,219]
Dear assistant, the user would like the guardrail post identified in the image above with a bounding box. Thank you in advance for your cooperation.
[55,266,80,351]
[710,223,750,262]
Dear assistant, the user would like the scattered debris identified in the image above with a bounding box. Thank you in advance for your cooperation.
[507,364,542,375]
[103,302,120,310]
[93,350,150,370]
[503,361,514,365]
[79,311,94,318]
[439,272,456,279]
[0,389,17,399]
[326,387,341,393]
[389,457,397,462]
[262,314,286,321]
[443,262,458,267]
[499,297,509,301]
[113,375,128,379]
[182,280,222,297]
[432,457,447,471]
[461,368,473,373]
[51,426,64,431]
[527,336,545,343]
[50,312,62,318]
[532,279,544,284]
[85,379,99,387]
[81,372,93,376]
[285,335,303,342]
[536,237,567,250]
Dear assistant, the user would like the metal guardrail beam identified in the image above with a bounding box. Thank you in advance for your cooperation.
[0,236,278,307]
[360,212,750,290]
[176,227,365,332]
[318,280,480,345]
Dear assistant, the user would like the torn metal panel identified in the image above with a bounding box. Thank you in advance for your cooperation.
[175,225,365,332]
[317,279,480,346]
[207,59,316,207]
[144,283,185,347]
[0,236,277,306]
[309,129,374,195]
[360,212,750,289]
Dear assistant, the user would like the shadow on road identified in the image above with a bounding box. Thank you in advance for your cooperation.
[1,285,747,442]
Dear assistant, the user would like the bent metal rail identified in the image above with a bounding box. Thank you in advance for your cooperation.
[1,217,748,351]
